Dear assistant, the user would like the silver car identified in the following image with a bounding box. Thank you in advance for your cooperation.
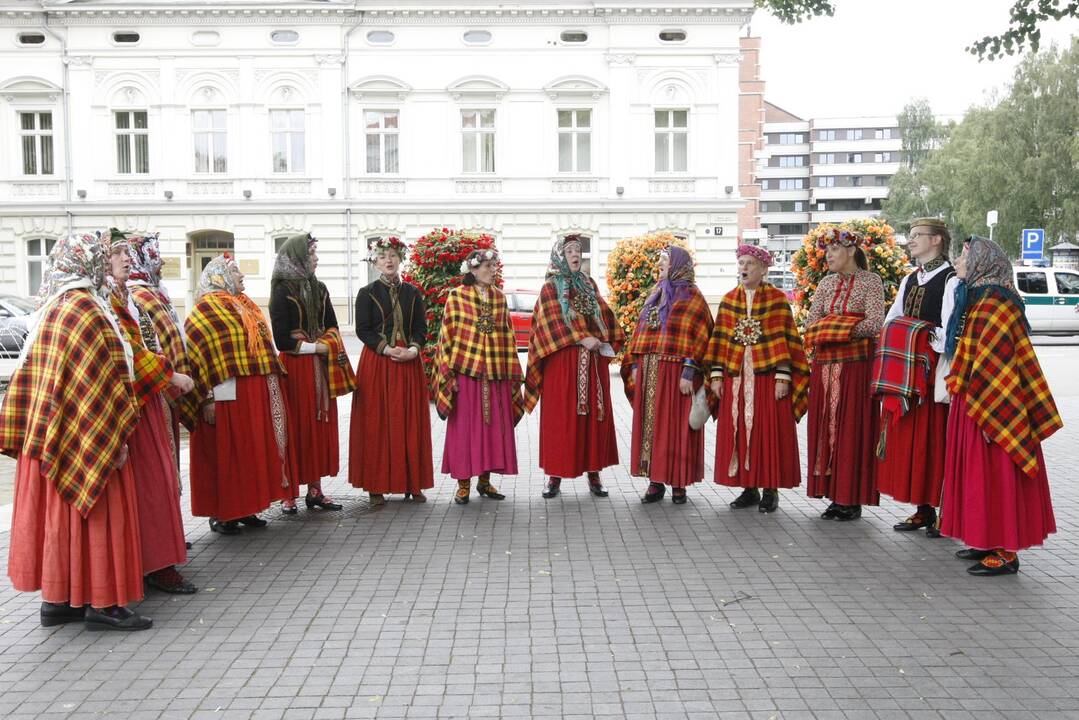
[0,295,34,359]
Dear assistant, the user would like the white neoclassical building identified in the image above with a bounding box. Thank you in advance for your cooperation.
[0,0,752,318]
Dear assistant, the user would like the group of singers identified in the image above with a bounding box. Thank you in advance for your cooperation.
[0,218,1059,631]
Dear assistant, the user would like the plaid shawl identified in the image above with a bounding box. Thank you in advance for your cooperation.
[111,291,173,408]
[871,317,933,457]
[706,284,810,420]
[0,291,138,516]
[434,285,523,419]
[947,288,1062,478]
[130,285,189,377]
[625,287,713,369]
[320,327,356,398]
[523,278,623,412]
[184,292,285,426]
[804,315,873,363]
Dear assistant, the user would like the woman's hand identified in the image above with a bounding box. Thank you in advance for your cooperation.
[170,372,195,395]
[315,342,330,355]
[111,444,129,470]
[710,379,722,399]
[579,336,601,352]
[202,402,216,426]
[775,380,790,401]
[678,378,693,395]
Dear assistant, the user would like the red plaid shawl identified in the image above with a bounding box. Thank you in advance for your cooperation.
[872,317,933,418]
[947,289,1062,478]
[706,284,810,420]
[434,286,523,420]
[624,288,713,402]
[803,315,873,363]
[0,291,138,516]
[111,292,173,408]
[523,279,622,412]
[321,327,357,399]
[130,285,191,380]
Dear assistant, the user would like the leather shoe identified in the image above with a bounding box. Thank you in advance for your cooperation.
[85,606,153,632]
[542,478,561,499]
[967,555,1019,576]
[587,472,608,497]
[145,567,198,595]
[893,507,936,532]
[671,489,687,505]
[925,524,942,539]
[758,489,779,513]
[305,492,343,511]
[730,487,761,509]
[820,502,840,519]
[237,515,267,528]
[209,518,241,535]
[40,601,85,627]
[955,548,992,561]
[834,504,862,521]
[641,483,666,504]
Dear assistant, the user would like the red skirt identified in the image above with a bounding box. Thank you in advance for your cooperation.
[876,389,950,506]
[348,347,434,494]
[806,357,880,505]
[279,353,339,496]
[190,375,290,521]
[130,396,187,573]
[8,455,144,608]
[538,346,619,479]
[630,356,704,488]
[715,372,801,489]
[940,394,1056,551]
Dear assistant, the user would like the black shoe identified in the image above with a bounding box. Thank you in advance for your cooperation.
[476,484,505,500]
[209,518,242,535]
[834,504,862,521]
[925,524,942,539]
[893,506,936,532]
[40,601,85,628]
[237,514,268,528]
[281,504,299,516]
[955,548,992,561]
[185,541,193,550]
[967,555,1020,576]
[758,489,779,513]
[145,567,198,595]
[542,478,561,499]
[730,488,761,509]
[305,493,343,511]
[84,606,153,632]
[671,489,687,505]
[587,472,609,497]
[641,483,666,504]
[820,502,840,519]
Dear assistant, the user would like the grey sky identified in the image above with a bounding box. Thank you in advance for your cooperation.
[750,0,1078,120]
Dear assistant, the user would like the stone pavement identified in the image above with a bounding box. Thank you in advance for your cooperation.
[0,339,1077,720]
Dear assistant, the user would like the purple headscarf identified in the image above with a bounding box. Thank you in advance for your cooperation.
[638,245,696,331]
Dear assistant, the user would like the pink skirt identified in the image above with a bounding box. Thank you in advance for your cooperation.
[130,397,187,573]
[940,394,1056,551]
[441,375,518,481]
[8,455,144,608]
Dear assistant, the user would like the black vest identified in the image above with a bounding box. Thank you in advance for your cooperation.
[902,266,956,326]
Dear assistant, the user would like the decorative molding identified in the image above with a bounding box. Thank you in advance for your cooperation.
[10,182,62,198]
[604,53,637,66]
[314,55,346,67]
[107,182,155,197]
[447,76,509,102]
[649,178,697,194]
[268,214,310,236]
[187,181,234,196]
[455,179,503,194]
[12,215,65,238]
[64,55,94,68]
[0,77,62,103]
[265,180,312,196]
[349,76,412,102]
[355,180,406,195]
[551,179,599,194]
[713,52,743,66]
[543,76,608,101]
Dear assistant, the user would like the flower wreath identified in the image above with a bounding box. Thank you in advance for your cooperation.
[459,249,498,275]
[367,236,408,262]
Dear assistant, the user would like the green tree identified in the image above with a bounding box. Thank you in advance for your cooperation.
[880,100,948,234]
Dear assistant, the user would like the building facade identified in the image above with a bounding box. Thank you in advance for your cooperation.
[0,0,754,318]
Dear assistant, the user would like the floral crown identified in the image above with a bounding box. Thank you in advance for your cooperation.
[816,228,863,249]
[460,249,498,274]
[736,243,773,267]
[367,236,408,262]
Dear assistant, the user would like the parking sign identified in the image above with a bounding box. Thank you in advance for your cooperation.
[1021,228,1045,260]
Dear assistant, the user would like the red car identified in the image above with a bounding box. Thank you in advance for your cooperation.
[505,289,540,350]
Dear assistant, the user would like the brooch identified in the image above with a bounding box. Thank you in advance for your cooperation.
[733,317,762,346]
[646,307,661,330]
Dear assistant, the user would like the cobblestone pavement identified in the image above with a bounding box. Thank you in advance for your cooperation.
[0,338,1077,720]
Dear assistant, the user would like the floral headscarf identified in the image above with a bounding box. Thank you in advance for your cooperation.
[197,254,240,298]
[944,235,1027,358]
[127,232,164,287]
[197,253,272,356]
[271,232,323,338]
[546,235,605,332]
[637,245,695,331]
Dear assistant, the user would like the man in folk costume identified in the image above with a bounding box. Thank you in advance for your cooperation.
[706,244,809,513]
[349,236,434,506]
[873,218,958,537]
[435,248,524,505]
[270,233,351,515]
[941,236,1060,576]
[524,236,623,499]
[107,232,199,595]
[2,233,151,630]
[185,255,291,535]
[625,245,714,505]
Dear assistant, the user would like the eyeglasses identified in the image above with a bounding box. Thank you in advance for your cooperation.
[908,232,935,240]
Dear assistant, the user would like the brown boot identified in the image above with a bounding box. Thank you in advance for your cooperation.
[454,480,470,505]
[476,472,505,500]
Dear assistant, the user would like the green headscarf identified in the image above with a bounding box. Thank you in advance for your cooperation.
[271,233,324,339]
[546,236,605,332]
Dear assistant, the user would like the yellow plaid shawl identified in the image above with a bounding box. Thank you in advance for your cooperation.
[0,291,138,516]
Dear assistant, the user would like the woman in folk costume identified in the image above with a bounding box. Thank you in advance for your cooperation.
[625,245,713,505]
[270,233,350,515]
[524,235,623,499]
[941,236,1060,576]
[435,248,524,505]
[1,233,151,631]
[127,232,190,469]
[186,254,291,535]
[349,236,433,506]
[107,232,198,595]
[706,244,809,513]
[874,218,959,538]
[804,228,885,521]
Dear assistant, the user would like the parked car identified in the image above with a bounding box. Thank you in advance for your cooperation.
[1013,266,1079,335]
[767,269,796,301]
[0,294,33,359]
[505,289,540,350]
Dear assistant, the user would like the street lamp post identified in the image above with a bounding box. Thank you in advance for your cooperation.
[986,209,998,242]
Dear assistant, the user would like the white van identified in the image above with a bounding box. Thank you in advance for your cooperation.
[1013,266,1079,335]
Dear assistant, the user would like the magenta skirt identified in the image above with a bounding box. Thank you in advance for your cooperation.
[441,375,518,481]
[940,394,1056,552]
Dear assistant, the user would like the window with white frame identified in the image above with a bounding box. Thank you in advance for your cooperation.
[846,128,863,140]
[26,237,57,295]
[818,176,835,187]
[19,112,53,175]
[818,153,835,164]
[270,109,305,173]
[778,155,806,168]
[654,109,688,173]
[461,109,495,173]
[192,109,227,173]
[557,109,591,173]
[114,110,149,174]
[365,110,399,174]
[818,129,836,141]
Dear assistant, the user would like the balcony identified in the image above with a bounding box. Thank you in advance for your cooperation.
[454,179,502,194]
[648,178,696,194]
[7,180,62,200]
[811,185,890,201]
[551,178,599,194]
[355,179,406,195]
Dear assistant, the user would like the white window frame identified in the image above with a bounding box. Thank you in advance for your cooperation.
[557,108,592,174]
[269,108,306,174]
[18,110,54,176]
[654,108,689,173]
[114,109,149,175]
[192,108,228,174]
[25,236,57,295]
[461,109,496,174]
[778,155,805,168]
[364,109,400,175]
[818,176,835,188]
[846,128,863,140]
